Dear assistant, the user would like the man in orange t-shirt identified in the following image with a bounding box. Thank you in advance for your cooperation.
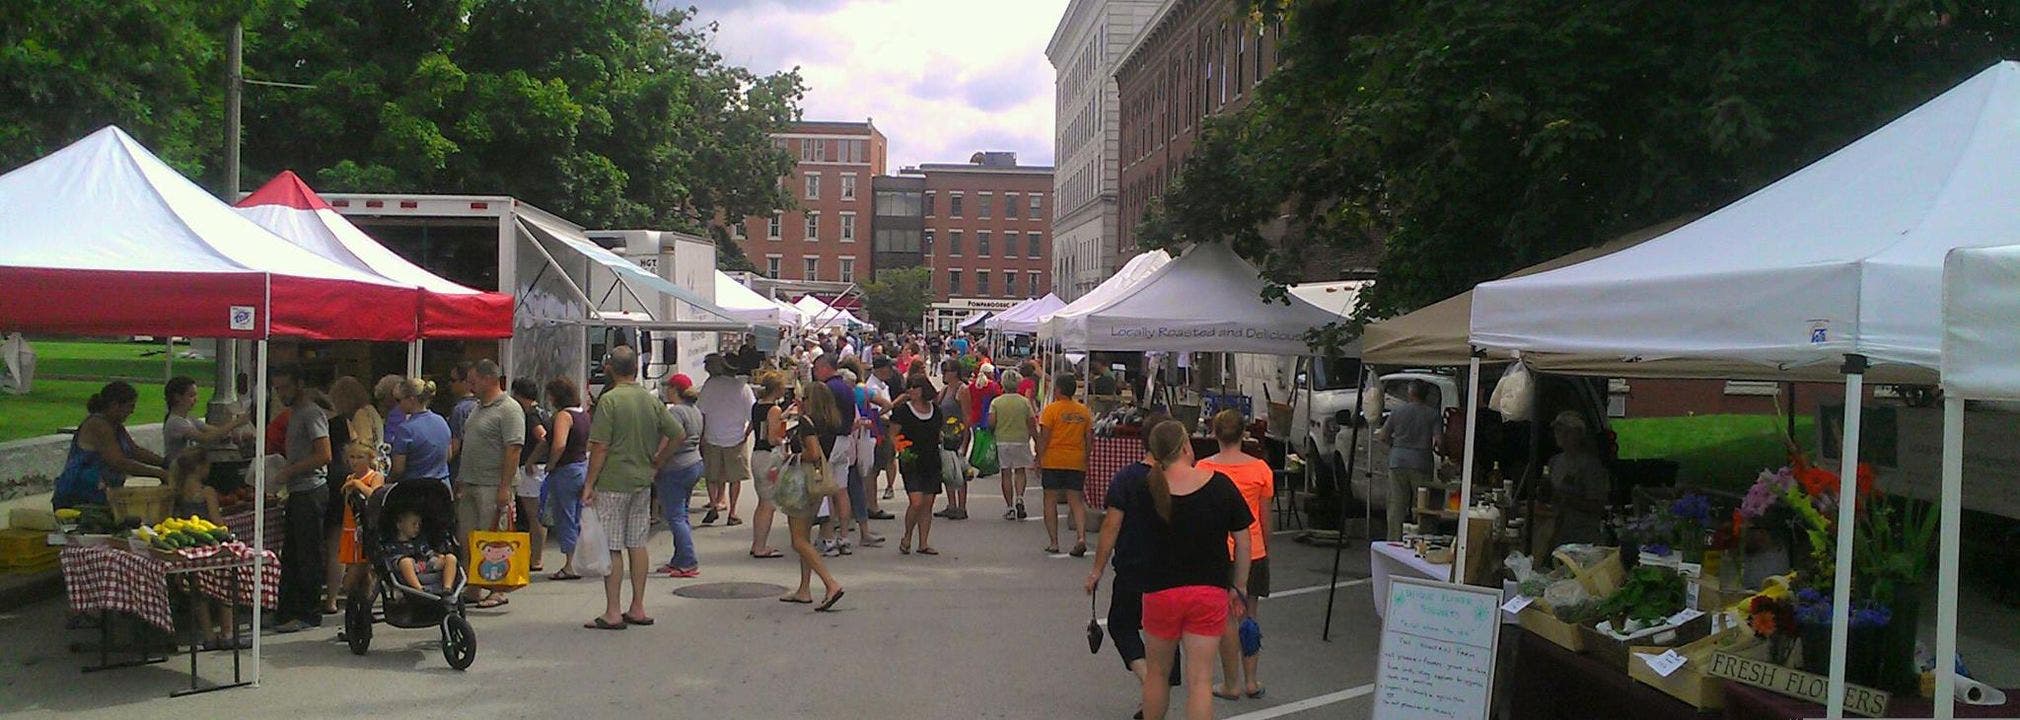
[1035,374,1093,557]
[1195,409,1273,699]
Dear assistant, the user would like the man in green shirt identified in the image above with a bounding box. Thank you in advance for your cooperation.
[581,346,685,630]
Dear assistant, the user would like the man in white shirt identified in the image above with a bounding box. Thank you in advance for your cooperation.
[695,354,757,525]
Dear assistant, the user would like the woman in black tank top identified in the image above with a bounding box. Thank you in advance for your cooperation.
[749,372,789,558]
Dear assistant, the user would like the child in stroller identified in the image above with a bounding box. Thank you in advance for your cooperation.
[386,509,459,594]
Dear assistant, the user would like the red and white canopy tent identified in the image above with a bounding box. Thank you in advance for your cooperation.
[236,171,513,341]
[0,126,436,686]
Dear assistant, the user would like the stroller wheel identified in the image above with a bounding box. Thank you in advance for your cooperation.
[440,613,475,670]
[344,594,372,656]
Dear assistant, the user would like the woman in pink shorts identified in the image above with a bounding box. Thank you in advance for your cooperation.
[1120,420,1253,720]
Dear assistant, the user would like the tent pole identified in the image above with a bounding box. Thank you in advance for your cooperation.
[1452,354,1483,583]
[164,337,173,382]
[1825,354,1867,719]
[250,339,267,686]
[1934,396,1964,720]
[1323,363,1370,641]
[406,339,423,379]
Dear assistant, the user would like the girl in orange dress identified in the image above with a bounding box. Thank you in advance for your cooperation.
[337,442,384,596]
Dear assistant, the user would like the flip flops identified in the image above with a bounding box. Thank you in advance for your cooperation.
[475,595,510,609]
[621,614,655,626]
[583,617,626,630]
[549,570,583,580]
[749,549,785,559]
[778,596,813,604]
[815,590,846,612]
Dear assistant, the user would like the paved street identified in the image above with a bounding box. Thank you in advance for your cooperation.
[0,487,1385,719]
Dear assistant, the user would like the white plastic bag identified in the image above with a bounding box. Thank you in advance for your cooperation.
[574,509,611,578]
[1488,361,1535,421]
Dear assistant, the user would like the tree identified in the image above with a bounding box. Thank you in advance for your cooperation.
[1,0,803,255]
[860,267,932,332]
[1146,1,2020,321]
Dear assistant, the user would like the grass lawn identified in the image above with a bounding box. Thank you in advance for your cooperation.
[0,339,216,443]
[1613,413,1817,494]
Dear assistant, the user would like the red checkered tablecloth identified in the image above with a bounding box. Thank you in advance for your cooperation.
[222,504,286,552]
[60,544,280,633]
[1086,436,1142,509]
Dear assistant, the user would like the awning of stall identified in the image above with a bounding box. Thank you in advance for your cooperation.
[1046,242,1348,355]
[1471,62,2020,384]
[715,270,801,327]
[235,171,513,339]
[957,310,993,331]
[515,211,748,332]
[989,293,1065,334]
[1942,244,2020,401]
[1038,249,1170,340]
[0,126,421,341]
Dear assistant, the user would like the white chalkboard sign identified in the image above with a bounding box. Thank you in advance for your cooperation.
[1375,576,1503,720]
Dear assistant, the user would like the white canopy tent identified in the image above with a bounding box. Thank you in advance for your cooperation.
[1471,62,2020,718]
[988,293,1065,334]
[1936,244,2020,718]
[793,295,871,330]
[1044,243,1343,355]
[956,310,992,331]
[715,270,801,327]
[1036,249,1170,340]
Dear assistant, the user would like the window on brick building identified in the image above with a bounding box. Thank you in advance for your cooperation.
[839,257,855,283]
[839,212,856,242]
[977,270,991,296]
[1004,194,1018,219]
[1005,272,1017,297]
[978,231,991,257]
[1029,270,1041,294]
[766,255,781,278]
[805,212,819,239]
[803,257,819,281]
[1004,232,1019,259]
[804,173,821,200]
[949,230,964,256]
[948,269,962,295]
[925,191,936,215]
[924,229,936,253]
[1029,193,1042,217]
[978,193,992,219]
[841,174,857,199]
[768,214,781,240]
[1028,232,1042,259]
[950,193,964,217]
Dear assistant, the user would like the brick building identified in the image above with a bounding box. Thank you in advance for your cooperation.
[916,152,1054,326]
[1113,0,1282,257]
[1047,0,1161,300]
[728,120,886,285]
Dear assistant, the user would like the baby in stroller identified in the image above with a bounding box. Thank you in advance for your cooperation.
[386,509,459,594]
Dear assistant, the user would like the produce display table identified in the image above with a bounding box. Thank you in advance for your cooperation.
[1510,627,1719,720]
[1370,541,1449,617]
[1721,681,2020,719]
[60,542,278,695]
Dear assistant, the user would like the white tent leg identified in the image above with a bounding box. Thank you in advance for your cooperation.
[1825,358,1866,719]
[250,339,267,686]
[1934,397,1963,720]
[406,339,423,378]
[1452,355,1483,583]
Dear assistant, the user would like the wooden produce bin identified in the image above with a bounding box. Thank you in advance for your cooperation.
[1627,626,1759,710]
[1518,602,1589,653]
[1581,612,1715,671]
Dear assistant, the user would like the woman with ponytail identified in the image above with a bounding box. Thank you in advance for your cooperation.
[1088,419,1252,720]
[54,381,168,509]
[388,378,452,485]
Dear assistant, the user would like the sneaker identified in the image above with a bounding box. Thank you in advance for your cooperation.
[820,540,842,557]
[950,509,969,520]
[860,534,886,547]
[1015,502,1028,520]
[868,510,896,520]
[881,488,894,500]
[934,508,954,518]
[1003,508,1018,520]
[838,539,854,555]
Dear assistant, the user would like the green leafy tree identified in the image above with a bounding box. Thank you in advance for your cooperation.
[1146,1,2020,321]
[860,266,932,332]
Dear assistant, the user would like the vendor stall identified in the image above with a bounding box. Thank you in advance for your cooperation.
[0,126,434,693]
[716,270,802,327]
[1469,62,2020,718]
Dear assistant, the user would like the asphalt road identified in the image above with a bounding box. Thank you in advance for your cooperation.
[0,486,1387,720]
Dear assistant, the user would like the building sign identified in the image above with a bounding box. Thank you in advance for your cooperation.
[1705,651,1890,717]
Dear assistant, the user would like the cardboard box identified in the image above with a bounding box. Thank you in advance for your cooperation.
[1628,625,1758,710]
[1518,602,1588,653]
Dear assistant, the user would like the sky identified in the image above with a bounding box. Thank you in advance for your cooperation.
[684,0,1071,170]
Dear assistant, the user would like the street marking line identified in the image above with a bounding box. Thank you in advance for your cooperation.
[1268,578,1369,598]
[1223,683,1377,720]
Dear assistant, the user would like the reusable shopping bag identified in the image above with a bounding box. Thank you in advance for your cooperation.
[969,426,1000,478]
[466,510,530,590]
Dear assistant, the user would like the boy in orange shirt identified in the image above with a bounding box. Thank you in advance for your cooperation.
[1194,410,1272,699]
[1035,374,1094,556]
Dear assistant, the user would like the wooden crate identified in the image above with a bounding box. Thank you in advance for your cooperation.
[1518,602,1588,653]
[1628,627,1761,710]
[1581,612,1715,671]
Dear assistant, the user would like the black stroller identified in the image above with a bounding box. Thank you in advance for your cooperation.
[341,480,476,670]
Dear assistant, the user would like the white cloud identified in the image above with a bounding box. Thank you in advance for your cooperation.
[688,0,1068,170]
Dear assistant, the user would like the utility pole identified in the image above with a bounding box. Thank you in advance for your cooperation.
[208,22,244,425]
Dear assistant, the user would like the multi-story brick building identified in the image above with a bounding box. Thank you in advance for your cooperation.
[728,120,886,285]
[1113,0,1282,256]
[916,152,1054,327]
[1048,0,1160,300]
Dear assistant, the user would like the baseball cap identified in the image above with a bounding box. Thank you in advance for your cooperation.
[667,374,694,392]
[872,355,893,370]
